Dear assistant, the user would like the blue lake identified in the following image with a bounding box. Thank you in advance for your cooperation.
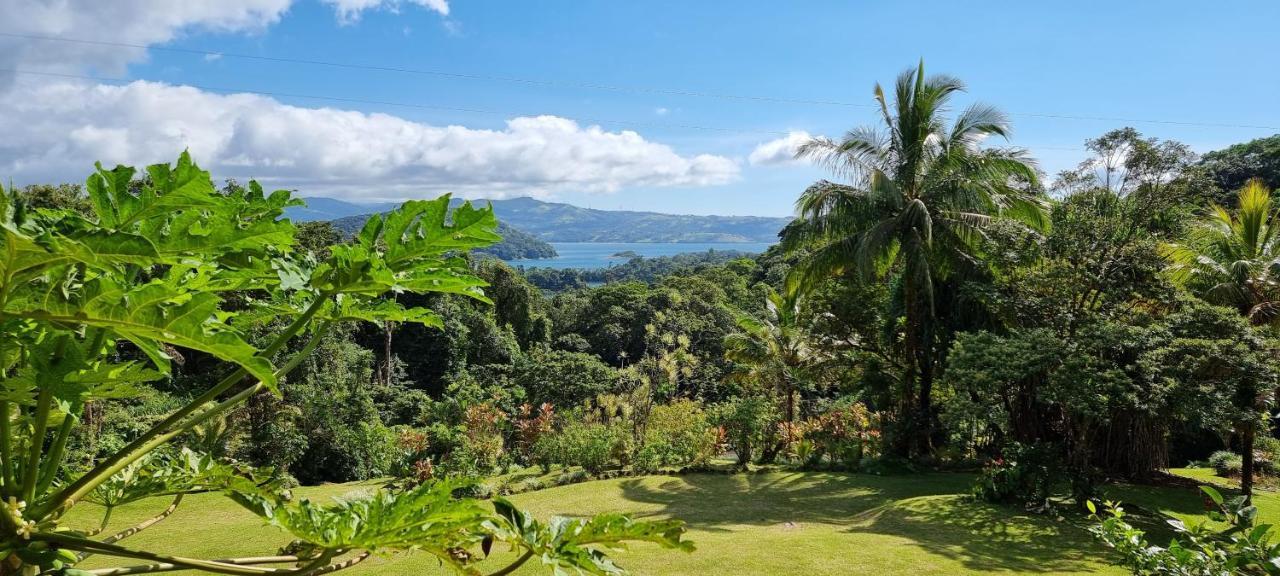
[502,242,774,270]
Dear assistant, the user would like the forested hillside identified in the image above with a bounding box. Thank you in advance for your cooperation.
[293,196,790,243]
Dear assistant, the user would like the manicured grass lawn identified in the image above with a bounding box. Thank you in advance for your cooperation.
[1106,467,1280,532]
[64,469,1263,576]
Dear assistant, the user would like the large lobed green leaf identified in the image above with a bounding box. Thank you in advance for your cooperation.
[2,277,275,389]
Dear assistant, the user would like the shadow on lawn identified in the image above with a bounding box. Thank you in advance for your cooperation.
[618,471,1111,573]
[844,494,1108,573]
[616,471,968,530]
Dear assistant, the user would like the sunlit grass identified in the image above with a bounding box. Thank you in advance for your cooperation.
[64,470,1144,575]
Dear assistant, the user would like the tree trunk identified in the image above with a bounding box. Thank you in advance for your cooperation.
[1242,422,1256,503]
[382,320,394,386]
[916,339,934,457]
[786,387,795,423]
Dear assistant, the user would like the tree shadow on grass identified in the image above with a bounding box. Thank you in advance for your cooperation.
[844,494,1113,573]
[616,471,969,532]
[618,471,1115,573]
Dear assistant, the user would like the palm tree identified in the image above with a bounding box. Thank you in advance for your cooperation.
[1163,179,1280,501]
[724,286,820,424]
[781,60,1045,456]
[1164,179,1280,325]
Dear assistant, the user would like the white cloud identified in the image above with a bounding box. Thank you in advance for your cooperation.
[0,0,294,84]
[654,107,669,116]
[748,130,814,166]
[0,0,449,83]
[0,79,739,201]
[0,0,737,200]
[203,53,224,62]
[322,0,449,24]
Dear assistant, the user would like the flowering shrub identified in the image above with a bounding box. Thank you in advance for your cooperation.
[446,403,508,476]
[513,403,556,464]
[391,428,435,485]
[802,401,880,467]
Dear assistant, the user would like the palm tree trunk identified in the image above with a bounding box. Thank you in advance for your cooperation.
[916,341,935,457]
[1242,421,1256,503]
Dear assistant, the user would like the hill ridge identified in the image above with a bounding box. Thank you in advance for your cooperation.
[286,196,790,243]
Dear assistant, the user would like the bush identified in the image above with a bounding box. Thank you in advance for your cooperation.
[1209,449,1243,477]
[391,427,434,484]
[633,400,718,472]
[804,400,879,468]
[533,420,626,474]
[512,403,556,464]
[710,395,777,465]
[444,403,508,477]
[972,441,1062,510]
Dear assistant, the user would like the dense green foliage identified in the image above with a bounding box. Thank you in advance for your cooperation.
[1200,134,1280,197]
[1090,486,1280,575]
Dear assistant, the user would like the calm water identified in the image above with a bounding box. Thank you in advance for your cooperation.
[502,242,774,269]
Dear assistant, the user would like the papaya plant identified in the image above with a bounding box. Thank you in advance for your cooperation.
[0,153,691,576]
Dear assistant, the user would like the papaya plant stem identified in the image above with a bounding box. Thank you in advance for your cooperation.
[36,410,76,494]
[23,336,68,502]
[35,532,333,576]
[485,550,534,576]
[80,494,185,562]
[21,389,52,501]
[89,506,113,537]
[42,330,107,493]
[40,318,334,520]
[0,399,13,496]
[103,494,183,544]
[84,555,347,576]
[41,297,329,519]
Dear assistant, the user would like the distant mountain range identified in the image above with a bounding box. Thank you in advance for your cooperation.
[285,196,790,243]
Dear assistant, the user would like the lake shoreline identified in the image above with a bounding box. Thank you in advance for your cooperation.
[501,241,774,270]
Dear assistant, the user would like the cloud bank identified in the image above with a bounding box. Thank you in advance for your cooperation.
[0,79,739,200]
[0,0,742,201]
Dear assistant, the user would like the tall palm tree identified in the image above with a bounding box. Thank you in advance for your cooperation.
[781,61,1045,455]
[724,286,820,424]
[1163,179,1280,501]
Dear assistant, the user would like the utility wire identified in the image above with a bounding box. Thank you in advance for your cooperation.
[0,68,795,137]
[2,67,1090,152]
[0,32,868,108]
[2,31,1278,132]
[3,68,1093,153]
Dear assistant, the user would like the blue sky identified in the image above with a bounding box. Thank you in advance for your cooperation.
[2,0,1278,216]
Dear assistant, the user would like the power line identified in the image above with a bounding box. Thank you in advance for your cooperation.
[0,68,797,138]
[0,32,869,108]
[3,67,1093,153]
[2,31,1278,132]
